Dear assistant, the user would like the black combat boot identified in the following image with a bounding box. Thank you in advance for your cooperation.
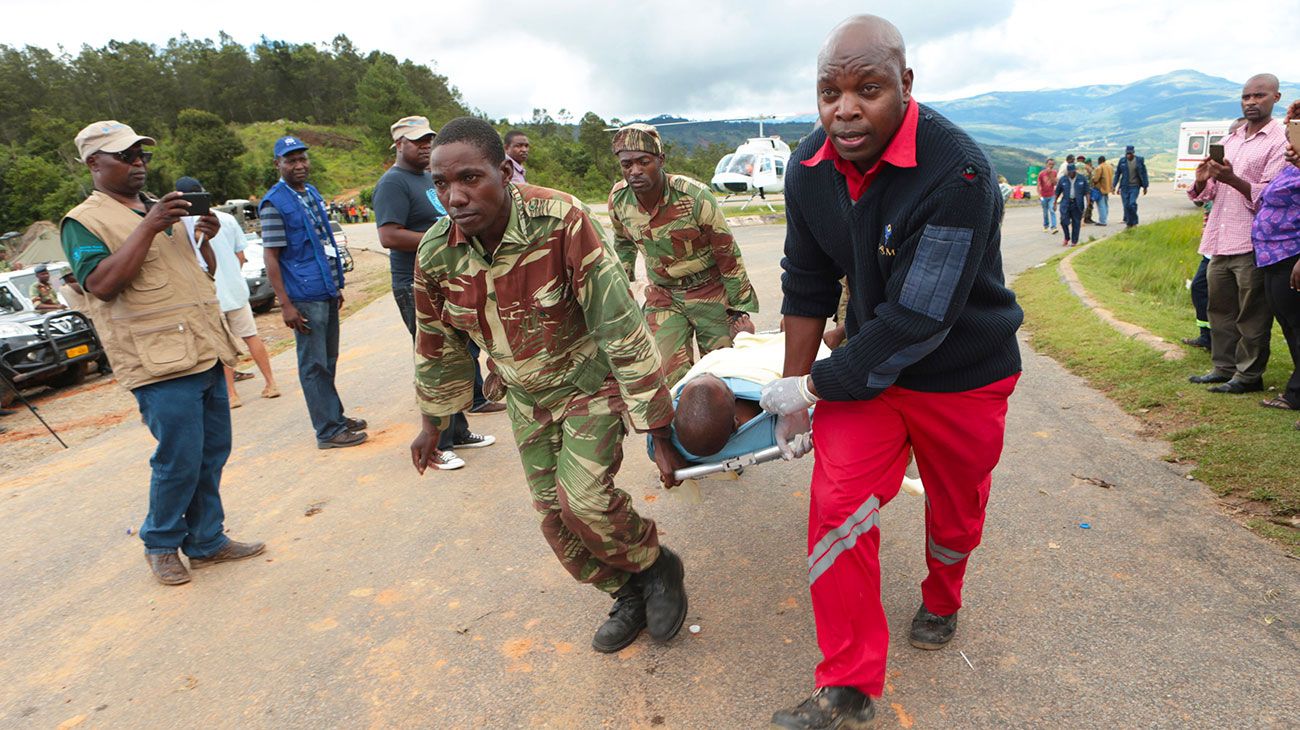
[639,545,687,641]
[592,580,646,653]
[908,603,959,650]
[771,686,876,729]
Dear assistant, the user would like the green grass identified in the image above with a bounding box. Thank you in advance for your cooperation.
[1014,220,1299,556]
[234,122,386,201]
[1071,216,1294,361]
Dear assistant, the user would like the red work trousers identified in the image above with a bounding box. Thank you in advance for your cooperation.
[807,374,1019,696]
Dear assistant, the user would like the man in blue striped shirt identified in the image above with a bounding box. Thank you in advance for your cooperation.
[259,136,367,449]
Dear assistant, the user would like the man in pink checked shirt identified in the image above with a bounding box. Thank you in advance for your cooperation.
[1187,74,1289,395]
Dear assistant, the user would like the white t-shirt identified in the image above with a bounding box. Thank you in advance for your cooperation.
[184,210,249,312]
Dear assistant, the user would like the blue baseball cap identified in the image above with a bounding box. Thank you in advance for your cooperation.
[274,135,309,158]
[1125,145,1135,153]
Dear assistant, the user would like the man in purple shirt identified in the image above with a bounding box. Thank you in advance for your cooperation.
[1187,74,1288,394]
[504,130,529,183]
[1252,99,1300,421]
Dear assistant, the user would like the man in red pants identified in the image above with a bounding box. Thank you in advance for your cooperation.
[763,15,1024,728]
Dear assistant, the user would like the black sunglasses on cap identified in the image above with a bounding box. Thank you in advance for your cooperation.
[101,148,153,164]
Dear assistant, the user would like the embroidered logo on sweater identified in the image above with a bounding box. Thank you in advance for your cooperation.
[961,164,978,181]
[878,224,896,256]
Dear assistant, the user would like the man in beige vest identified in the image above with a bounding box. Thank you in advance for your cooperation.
[60,121,264,586]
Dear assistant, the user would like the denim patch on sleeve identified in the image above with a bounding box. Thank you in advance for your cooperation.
[899,224,973,322]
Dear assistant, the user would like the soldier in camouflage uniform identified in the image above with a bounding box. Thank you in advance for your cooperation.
[409,117,690,654]
[607,123,759,384]
[28,264,65,312]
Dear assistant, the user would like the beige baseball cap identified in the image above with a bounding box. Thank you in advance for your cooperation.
[74,120,156,162]
[390,116,435,148]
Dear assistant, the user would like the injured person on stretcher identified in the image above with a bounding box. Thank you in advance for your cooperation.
[650,331,923,493]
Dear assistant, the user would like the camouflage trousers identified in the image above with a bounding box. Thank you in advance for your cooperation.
[643,280,734,385]
[508,392,660,593]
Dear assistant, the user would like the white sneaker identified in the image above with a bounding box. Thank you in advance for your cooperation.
[454,432,496,449]
[434,450,466,470]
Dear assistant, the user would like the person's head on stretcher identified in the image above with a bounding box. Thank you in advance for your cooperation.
[673,374,764,457]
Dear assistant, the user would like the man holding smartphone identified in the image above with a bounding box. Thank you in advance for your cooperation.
[1188,74,1289,395]
[260,136,367,448]
[60,120,263,585]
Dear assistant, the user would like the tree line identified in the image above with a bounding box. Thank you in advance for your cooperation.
[0,34,745,242]
[0,34,469,233]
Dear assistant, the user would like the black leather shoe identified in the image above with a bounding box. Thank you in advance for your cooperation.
[318,430,368,449]
[1180,336,1211,350]
[771,686,876,729]
[909,604,958,650]
[189,540,266,568]
[639,546,687,641]
[1207,379,1263,394]
[592,581,646,653]
[146,551,191,585]
[344,416,368,431]
[1188,372,1232,384]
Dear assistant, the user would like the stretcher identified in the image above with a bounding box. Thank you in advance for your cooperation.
[673,433,812,480]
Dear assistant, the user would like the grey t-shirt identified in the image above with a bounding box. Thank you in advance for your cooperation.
[372,165,445,289]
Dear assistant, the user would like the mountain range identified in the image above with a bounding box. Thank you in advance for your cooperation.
[926,69,1289,154]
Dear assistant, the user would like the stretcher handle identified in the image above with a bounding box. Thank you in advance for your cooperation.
[672,433,812,481]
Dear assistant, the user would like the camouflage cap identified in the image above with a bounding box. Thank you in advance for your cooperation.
[611,123,663,156]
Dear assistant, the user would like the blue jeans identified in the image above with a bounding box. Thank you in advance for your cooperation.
[132,363,231,557]
[1095,194,1109,225]
[1121,186,1141,225]
[292,298,347,442]
[1040,196,1057,229]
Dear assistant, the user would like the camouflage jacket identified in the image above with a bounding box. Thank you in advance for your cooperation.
[414,183,674,432]
[608,174,758,311]
[29,281,58,305]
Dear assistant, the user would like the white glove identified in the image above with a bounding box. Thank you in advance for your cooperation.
[760,375,819,416]
[774,409,813,460]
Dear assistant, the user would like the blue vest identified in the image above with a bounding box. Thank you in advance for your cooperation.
[260,181,344,301]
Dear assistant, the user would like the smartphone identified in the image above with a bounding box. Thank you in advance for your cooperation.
[1288,120,1300,151]
[178,191,212,216]
[1208,144,1225,164]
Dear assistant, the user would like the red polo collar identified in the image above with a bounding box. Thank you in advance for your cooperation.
[802,99,919,202]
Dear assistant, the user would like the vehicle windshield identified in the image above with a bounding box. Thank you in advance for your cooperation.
[715,154,735,174]
[722,154,758,176]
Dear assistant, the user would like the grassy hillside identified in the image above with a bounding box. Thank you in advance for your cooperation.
[233,122,388,202]
[985,144,1046,185]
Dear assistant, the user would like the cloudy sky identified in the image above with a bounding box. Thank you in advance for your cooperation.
[4,0,1297,121]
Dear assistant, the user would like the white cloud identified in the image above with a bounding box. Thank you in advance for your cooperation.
[2,0,1296,121]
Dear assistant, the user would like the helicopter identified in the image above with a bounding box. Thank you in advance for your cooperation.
[710,134,790,207]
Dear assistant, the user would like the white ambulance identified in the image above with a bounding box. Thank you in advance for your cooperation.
[1174,120,1235,190]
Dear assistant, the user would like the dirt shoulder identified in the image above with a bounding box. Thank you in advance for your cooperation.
[0,247,393,475]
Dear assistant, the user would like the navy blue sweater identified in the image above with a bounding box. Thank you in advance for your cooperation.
[781,104,1023,401]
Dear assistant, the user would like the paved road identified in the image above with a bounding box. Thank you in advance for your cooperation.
[2,190,1296,729]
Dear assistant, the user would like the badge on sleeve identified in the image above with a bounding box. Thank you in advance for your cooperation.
[961,164,978,181]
